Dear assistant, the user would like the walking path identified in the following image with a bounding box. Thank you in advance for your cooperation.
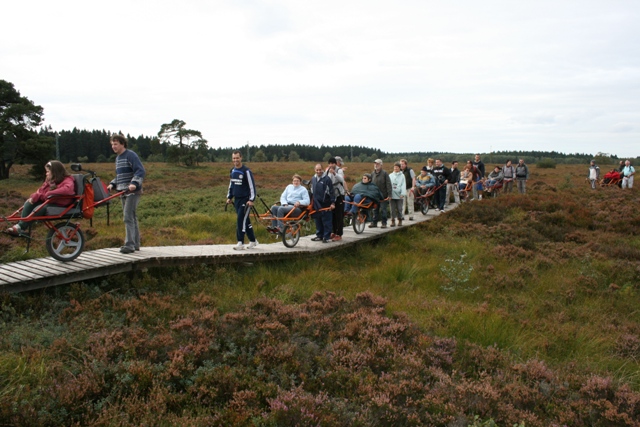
[0,206,455,293]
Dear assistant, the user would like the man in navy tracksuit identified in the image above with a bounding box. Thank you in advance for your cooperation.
[226,150,258,250]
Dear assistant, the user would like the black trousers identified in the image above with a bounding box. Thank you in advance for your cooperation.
[332,195,344,236]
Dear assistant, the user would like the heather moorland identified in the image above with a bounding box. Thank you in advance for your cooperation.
[1,161,639,426]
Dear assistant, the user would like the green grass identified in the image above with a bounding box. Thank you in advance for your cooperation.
[1,162,640,425]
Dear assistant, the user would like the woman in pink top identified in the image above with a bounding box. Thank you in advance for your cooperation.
[5,160,75,236]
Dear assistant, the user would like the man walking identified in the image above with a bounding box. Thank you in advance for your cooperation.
[311,163,335,243]
[432,159,451,212]
[325,157,346,241]
[106,134,146,254]
[515,159,529,194]
[588,160,600,190]
[502,160,516,193]
[446,161,460,207]
[370,159,392,228]
[226,150,258,250]
[400,159,415,220]
[621,160,635,189]
[472,154,486,200]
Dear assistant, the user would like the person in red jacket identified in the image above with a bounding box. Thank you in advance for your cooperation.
[5,160,75,236]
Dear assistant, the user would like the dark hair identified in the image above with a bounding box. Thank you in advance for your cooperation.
[232,150,242,157]
[110,133,127,148]
[328,157,337,164]
[46,160,70,184]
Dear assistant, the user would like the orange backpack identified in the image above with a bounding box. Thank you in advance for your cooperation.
[83,178,95,219]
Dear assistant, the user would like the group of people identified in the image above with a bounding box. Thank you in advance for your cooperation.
[5,134,146,255]
[589,159,635,189]
[226,154,532,246]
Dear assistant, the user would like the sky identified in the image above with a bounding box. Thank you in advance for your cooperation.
[2,0,639,157]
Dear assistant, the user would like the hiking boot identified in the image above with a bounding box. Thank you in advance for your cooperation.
[332,235,342,241]
[390,220,396,227]
[381,223,387,229]
[368,223,378,228]
[398,219,403,226]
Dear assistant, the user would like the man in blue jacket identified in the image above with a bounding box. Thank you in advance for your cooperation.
[226,150,258,250]
[310,163,335,243]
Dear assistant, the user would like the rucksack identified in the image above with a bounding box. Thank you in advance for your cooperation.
[83,177,95,219]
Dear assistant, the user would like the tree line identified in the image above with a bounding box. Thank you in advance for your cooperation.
[2,78,634,181]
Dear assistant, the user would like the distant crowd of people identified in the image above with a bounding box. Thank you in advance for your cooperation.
[225,152,531,246]
[588,159,635,189]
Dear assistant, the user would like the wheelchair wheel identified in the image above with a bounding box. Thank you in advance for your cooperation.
[282,224,300,248]
[421,200,430,215]
[353,211,366,234]
[46,223,85,262]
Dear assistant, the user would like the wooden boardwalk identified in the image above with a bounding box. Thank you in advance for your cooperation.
[0,207,450,293]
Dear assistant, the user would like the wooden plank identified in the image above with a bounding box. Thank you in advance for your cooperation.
[1,264,43,280]
[0,205,455,293]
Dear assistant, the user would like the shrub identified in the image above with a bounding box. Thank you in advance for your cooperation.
[536,158,556,168]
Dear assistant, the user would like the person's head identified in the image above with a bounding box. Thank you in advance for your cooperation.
[393,162,401,172]
[110,134,127,155]
[315,164,324,177]
[519,158,525,165]
[590,160,596,166]
[435,159,443,167]
[494,166,501,172]
[374,159,383,171]
[46,160,69,184]
[427,158,434,165]
[328,157,337,167]
[292,174,302,186]
[232,150,243,168]
[362,173,372,183]
[625,160,631,166]
[464,163,471,171]
[420,166,428,175]
[452,161,458,169]
[620,160,625,166]
[334,156,344,167]
[474,154,481,162]
[506,159,512,166]
[400,159,408,170]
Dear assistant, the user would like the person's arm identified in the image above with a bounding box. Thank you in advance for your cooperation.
[129,152,145,191]
[246,168,256,204]
[46,176,75,197]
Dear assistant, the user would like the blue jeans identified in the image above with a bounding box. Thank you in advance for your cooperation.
[121,193,141,250]
[270,205,302,230]
[372,200,388,225]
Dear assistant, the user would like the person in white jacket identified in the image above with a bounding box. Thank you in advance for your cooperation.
[389,162,407,227]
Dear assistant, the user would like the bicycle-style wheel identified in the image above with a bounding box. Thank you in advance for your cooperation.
[282,223,300,248]
[421,199,430,215]
[353,210,366,234]
[46,222,85,262]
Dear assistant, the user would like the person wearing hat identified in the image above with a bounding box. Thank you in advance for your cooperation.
[588,160,600,190]
[370,159,392,228]
[415,166,435,195]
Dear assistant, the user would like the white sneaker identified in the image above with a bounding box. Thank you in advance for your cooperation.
[233,242,245,250]
[248,240,258,249]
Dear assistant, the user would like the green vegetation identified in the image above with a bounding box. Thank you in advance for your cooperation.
[1,162,640,425]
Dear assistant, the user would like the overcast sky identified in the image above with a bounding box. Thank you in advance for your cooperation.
[2,0,639,157]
